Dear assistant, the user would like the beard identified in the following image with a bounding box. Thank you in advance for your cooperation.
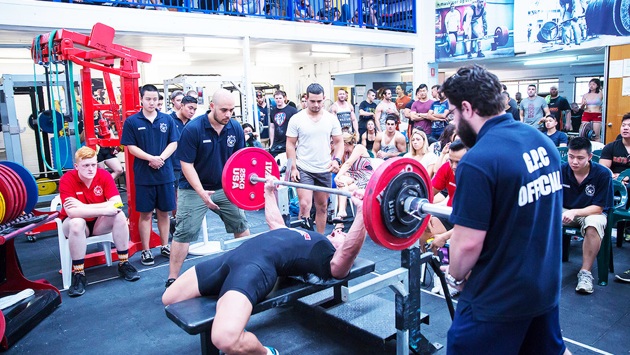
[457,118,478,148]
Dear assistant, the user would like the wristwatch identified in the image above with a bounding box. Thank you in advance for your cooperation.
[332,157,342,166]
[445,272,466,287]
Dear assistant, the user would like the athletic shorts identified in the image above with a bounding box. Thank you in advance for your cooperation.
[297,167,332,189]
[562,208,607,239]
[135,183,176,212]
[195,253,276,306]
[447,303,566,354]
[173,188,248,243]
[97,147,117,163]
[581,111,602,122]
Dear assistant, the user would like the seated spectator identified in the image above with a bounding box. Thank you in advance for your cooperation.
[404,129,438,177]
[599,112,630,179]
[58,147,139,297]
[233,0,264,14]
[294,0,314,20]
[317,0,340,23]
[570,102,583,133]
[544,115,568,147]
[376,115,406,159]
[354,0,378,28]
[429,123,457,167]
[242,123,263,148]
[360,118,382,156]
[562,137,613,294]
[333,132,382,221]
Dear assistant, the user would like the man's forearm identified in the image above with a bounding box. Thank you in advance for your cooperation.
[181,162,207,197]
[160,142,178,160]
[126,145,153,161]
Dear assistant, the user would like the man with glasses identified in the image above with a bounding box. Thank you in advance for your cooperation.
[562,137,613,294]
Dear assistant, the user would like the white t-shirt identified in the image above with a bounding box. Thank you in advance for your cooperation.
[287,109,342,173]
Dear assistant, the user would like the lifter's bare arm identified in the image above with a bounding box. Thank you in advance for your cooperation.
[330,190,367,279]
[264,178,287,230]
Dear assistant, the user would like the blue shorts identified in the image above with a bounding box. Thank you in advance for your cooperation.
[135,183,176,212]
[447,303,566,355]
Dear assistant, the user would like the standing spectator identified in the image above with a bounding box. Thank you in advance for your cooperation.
[502,84,519,120]
[121,84,179,266]
[171,95,198,186]
[547,85,571,131]
[441,65,568,353]
[580,78,604,142]
[570,102,583,133]
[59,147,139,297]
[358,89,377,143]
[255,90,270,144]
[168,90,184,115]
[515,91,522,110]
[360,118,382,156]
[286,83,343,233]
[544,115,568,147]
[431,85,440,101]
[501,91,519,121]
[404,129,439,177]
[409,84,434,137]
[166,89,250,287]
[520,84,550,127]
[428,87,450,140]
[395,85,411,114]
[562,137,612,294]
[269,90,298,156]
[298,93,308,111]
[330,88,359,135]
[376,115,406,159]
[374,88,399,132]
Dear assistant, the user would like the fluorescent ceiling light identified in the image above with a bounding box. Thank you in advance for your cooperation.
[310,51,350,59]
[523,56,577,66]
[311,44,350,54]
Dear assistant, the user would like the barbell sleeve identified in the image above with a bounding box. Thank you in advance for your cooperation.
[404,197,453,220]
[250,174,353,198]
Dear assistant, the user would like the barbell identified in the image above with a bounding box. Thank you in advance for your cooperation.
[445,26,510,55]
[222,148,453,250]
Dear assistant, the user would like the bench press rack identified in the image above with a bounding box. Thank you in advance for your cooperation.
[167,232,455,355]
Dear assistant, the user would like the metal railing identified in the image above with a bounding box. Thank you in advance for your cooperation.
[46,0,415,32]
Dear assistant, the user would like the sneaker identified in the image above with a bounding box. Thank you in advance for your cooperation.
[118,261,140,282]
[467,53,473,59]
[264,346,280,355]
[165,278,176,288]
[615,269,630,283]
[576,270,594,294]
[141,250,155,266]
[68,273,87,297]
[477,51,485,58]
[300,217,314,231]
[161,245,171,258]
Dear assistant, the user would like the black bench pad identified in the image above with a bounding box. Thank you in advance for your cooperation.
[165,257,376,335]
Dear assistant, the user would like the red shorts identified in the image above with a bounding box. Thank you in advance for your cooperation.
[582,111,602,122]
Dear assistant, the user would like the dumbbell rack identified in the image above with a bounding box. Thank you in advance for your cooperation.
[0,212,61,350]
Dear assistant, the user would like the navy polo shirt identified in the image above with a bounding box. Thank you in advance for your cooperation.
[561,161,613,213]
[451,114,563,322]
[170,111,188,172]
[177,113,245,191]
[121,111,180,185]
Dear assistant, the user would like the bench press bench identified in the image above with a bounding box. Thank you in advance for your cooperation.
[165,257,376,355]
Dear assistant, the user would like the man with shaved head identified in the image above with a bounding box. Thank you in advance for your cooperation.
[166,89,250,288]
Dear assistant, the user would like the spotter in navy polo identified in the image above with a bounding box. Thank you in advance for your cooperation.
[121,110,180,185]
[170,111,188,172]
[561,161,613,213]
[177,111,245,191]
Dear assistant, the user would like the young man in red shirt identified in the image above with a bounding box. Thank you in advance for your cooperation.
[59,146,139,297]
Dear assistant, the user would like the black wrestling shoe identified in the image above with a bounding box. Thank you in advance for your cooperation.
[165,278,176,288]
[161,245,171,258]
[477,51,485,58]
[68,272,86,297]
[300,217,314,231]
[118,261,140,282]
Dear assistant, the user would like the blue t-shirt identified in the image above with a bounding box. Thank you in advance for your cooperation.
[176,114,245,191]
[450,114,563,322]
[561,161,613,212]
[546,130,568,147]
[120,111,180,185]
[429,99,449,129]
[170,111,188,172]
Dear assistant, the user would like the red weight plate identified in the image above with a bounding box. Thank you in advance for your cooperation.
[222,148,280,211]
[0,165,27,219]
[0,170,16,223]
[363,157,432,250]
[0,166,23,221]
[0,161,38,214]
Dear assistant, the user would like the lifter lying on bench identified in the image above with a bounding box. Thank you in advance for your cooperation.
[162,178,368,355]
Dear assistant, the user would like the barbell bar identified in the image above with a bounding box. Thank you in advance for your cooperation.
[222,148,453,250]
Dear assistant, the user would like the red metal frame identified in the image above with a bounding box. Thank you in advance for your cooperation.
[31,23,159,266]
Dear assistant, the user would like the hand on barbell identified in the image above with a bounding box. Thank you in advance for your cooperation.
[350,189,365,210]
[264,177,278,194]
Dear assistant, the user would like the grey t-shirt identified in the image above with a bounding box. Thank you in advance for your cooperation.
[520,96,548,126]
